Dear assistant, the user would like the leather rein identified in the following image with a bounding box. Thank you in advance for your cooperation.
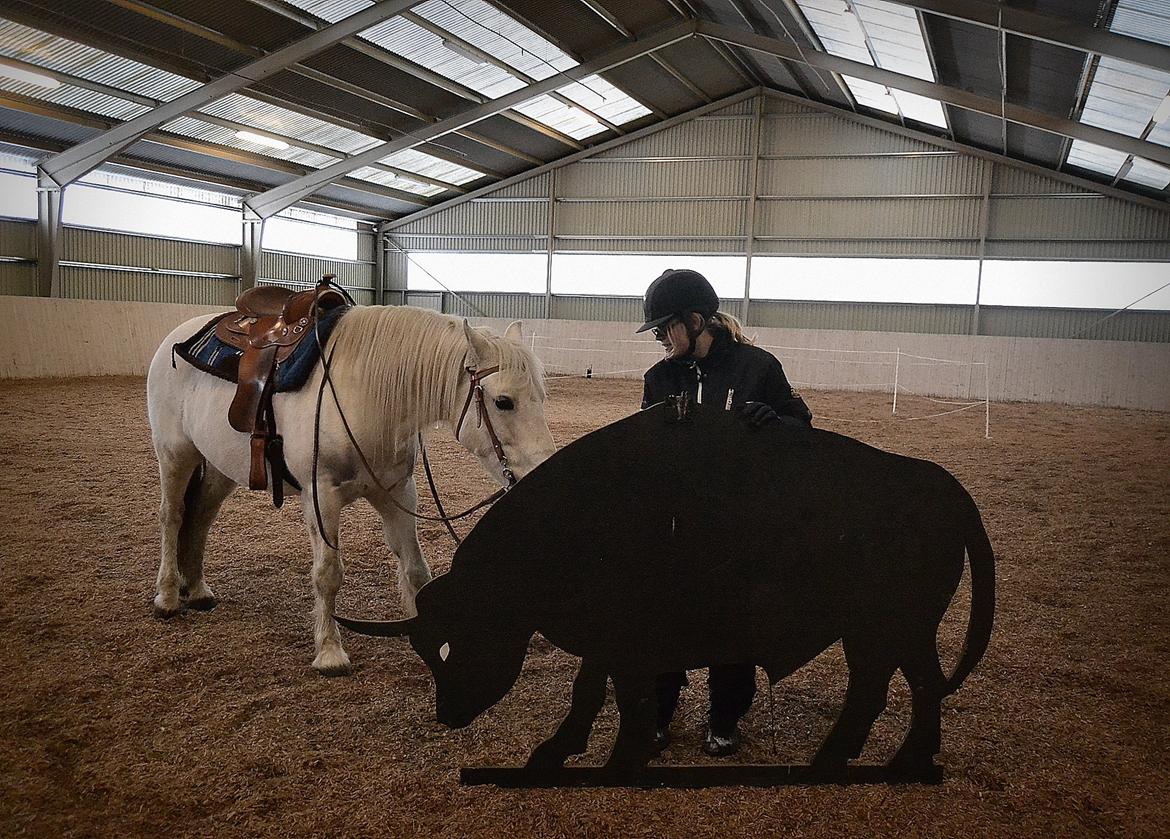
[308,286,514,549]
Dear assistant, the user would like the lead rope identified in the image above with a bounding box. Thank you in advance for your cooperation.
[419,431,462,545]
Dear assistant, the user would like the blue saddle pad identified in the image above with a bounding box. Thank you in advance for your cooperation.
[173,305,349,392]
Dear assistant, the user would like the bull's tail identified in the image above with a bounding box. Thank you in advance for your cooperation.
[943,493,996,696]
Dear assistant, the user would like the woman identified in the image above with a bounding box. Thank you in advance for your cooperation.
[636,268,812,757]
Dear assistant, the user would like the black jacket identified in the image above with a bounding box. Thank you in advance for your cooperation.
[641,328,812,424]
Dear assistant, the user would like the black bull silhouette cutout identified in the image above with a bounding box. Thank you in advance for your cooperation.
[338,401,995,786]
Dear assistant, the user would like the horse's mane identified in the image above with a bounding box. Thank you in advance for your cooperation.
[325,305,545,459]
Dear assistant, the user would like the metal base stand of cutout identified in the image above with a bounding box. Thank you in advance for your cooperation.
[460,763,944,788]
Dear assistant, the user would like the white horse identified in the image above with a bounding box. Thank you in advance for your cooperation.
[146,305,556,675]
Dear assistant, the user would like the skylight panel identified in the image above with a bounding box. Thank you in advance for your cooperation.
[796,0,948,129]
[378,148,483,186]
[1066,140,1130,175]
[1065,0,1170,185]
[0,20,198,102]
[1124,157,1170,190]
[350,165,445,197]
[281,0,651,139]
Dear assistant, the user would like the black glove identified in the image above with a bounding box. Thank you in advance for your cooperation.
[739,401,778,428]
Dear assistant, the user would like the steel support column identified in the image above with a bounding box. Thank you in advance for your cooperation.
[375,221,387,306]
[972,160,993,336]
[742,93,763,326]
[545,169,556,320]
[35,174,63,298]
[240,214,264,293]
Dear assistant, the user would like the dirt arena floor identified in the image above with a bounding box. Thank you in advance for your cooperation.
[1,375,1168,838]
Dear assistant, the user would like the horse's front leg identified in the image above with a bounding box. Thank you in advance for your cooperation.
[369,476,432,617]
[525,658,608,771]
[302,480,350,676]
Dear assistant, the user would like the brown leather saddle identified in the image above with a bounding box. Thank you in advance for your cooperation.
[214,274,350,506]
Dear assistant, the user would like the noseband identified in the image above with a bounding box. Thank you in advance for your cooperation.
[454,364,516,488]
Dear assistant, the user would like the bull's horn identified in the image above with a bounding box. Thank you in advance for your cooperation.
[334,613,418,637]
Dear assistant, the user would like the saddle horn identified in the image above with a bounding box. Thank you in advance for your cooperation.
[334,614,418,637]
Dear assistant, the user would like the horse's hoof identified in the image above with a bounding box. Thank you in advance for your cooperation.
[186,596,217,612]
[312,649,352,677]
[152,595,182,619]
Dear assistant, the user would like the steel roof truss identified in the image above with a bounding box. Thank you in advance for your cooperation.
[697,20,1170,169]
[37,0,425,189]
[243,20,696,219]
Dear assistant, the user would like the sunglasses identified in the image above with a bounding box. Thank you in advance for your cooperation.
[651,317,680,341]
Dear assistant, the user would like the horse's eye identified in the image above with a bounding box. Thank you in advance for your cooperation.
[494,396,514,411]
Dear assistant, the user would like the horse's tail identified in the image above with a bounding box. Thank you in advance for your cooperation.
[943,491,996,696]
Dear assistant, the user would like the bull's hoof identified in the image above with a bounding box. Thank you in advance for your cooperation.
[886,753,940,779]
[186,595,217,612]
[312,647,352,677]
[525,741,573,771]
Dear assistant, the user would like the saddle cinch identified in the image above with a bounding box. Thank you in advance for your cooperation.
[177,274,352,507]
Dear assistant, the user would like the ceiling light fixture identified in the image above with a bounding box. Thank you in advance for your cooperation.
[441,38,487,65]
[235,130,290,150]
[0,61,62,90]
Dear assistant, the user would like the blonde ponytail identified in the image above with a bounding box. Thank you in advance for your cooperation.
[708,311,753,345]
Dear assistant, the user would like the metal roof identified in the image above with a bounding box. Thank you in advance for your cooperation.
[0,0,1166,223]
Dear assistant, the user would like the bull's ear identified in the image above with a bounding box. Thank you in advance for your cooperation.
[503,320,523,344]
[334,614,417,637]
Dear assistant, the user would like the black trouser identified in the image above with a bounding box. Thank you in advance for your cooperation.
[655,664,757,735]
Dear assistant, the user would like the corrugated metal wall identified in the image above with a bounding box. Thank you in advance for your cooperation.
[62,228,238,276]
[0,219,36,296]
[750,300,974,335]
[58,266,239,305]
[1,220,378,305]
[979,306,1170,342]
[384,91,1170,341]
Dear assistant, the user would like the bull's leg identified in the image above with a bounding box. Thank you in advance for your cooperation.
[153,443,203,618]
[889,637,947,772]
[605,672,657,772]
[811,640,896,770]
[302,482,350,676]
[176,463,235,611]
[368,478,432,618]
[525,658,608,771]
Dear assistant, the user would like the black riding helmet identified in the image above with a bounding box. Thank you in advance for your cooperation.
[636,269,720,333]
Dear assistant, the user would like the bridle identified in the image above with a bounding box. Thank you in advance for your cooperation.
[308,296,516,549]
[454,364,516,488]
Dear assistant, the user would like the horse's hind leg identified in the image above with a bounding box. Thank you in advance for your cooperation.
[153,444,204,618]
[811,638,897,770]
[890,633,947,772]
[177,463,235,611]
[302,482,350,676]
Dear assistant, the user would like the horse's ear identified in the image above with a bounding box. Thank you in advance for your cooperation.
[463,318,492,369]
[504,320,523,344]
